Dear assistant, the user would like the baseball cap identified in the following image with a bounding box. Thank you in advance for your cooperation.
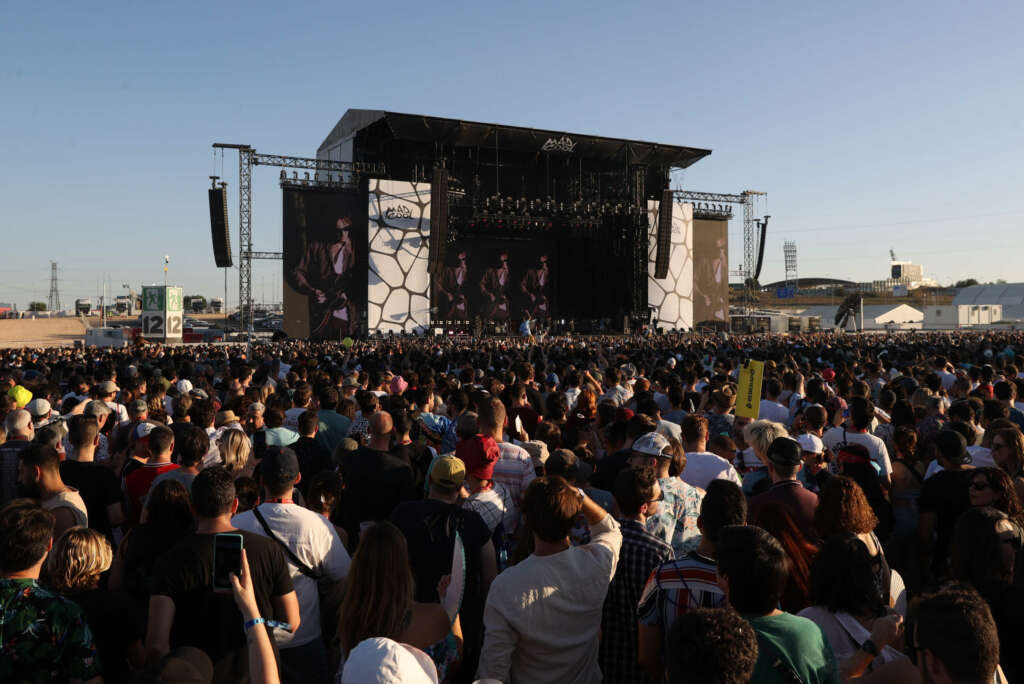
[456,434,500,480]
[936,429,970,465]
[135,422,156,441]
[8,385,32,408]
[796,433,824,455]
[429,455,467,492]
[631,432,672,459]
[128,399,148,415]
[97,380,119,395]
[821,368,836,382]
[341,637,439,684]
[390,375,409,395]
[25,398,51,419]
[261,446,300,483]
[176,379,194,394]
[84,399,112,417]
[546,372,559,386]
[766,436,803,467]
[547,448,594,483]
[519,440,550,469]
[190,388,210,401]
[343,374,360,388]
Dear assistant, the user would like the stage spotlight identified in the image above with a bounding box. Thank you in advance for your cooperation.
[279,170,286,180]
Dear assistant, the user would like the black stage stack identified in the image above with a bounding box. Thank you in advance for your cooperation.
[208,187,233,268]
[654,188,673,279]
[428,167,449,278]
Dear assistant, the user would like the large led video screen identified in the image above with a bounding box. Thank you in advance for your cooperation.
[693,217,729,329]
[433,239,555,322]
[282,185,368,340]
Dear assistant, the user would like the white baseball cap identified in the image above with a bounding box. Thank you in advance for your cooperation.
[176,379,194,394]
[632,431,672,458]
[341,637,438,684]
[796,433,824,455]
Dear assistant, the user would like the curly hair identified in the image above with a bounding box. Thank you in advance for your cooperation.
[666,607,758,684]
[814,476,879,537]
[808,533,887,618]
[43,527,112,594]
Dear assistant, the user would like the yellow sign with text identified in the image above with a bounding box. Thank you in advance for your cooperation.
[735,360,765,419]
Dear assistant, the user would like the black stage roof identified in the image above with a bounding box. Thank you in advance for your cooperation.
[318,109,712,169]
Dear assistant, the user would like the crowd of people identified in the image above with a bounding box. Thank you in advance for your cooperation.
[1,329,1022,683]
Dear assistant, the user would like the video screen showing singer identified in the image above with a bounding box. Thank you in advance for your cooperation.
[293,216,357,338]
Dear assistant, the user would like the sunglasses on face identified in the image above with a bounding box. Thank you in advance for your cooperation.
[993,442,1008,450]
[647,490,666,505]
[970,480,992,491]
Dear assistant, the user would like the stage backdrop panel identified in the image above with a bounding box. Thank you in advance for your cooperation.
[282,186,368,340]
[647,200,694,330]
[367,179,431,333]
[692,218,729,329]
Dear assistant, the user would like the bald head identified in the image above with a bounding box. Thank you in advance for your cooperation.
[369,410,393,437]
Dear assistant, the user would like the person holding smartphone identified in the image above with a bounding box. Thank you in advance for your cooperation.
[146,467,300,683]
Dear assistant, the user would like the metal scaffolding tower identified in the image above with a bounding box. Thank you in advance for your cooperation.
[48,261,61,312]
[211,143,384,341]
[673,189,767,314]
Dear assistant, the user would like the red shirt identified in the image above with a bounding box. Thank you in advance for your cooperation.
[124,462,179,523]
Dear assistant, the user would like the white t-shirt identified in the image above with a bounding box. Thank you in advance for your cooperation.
[477,514,622,684]
[284,407,306,430]
[822,426,893,479]
[682,451,743,490]
[233,502,351,648]
[924,445,996,479]
[758,400,791,425]
[104,401,130,426]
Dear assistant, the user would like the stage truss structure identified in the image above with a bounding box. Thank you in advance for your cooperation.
[211,143,384,340]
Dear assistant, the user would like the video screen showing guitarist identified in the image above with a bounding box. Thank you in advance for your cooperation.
[437,250,470,319]
[480,250,512,321]
[294,216,358,338]
[520,253,550,318]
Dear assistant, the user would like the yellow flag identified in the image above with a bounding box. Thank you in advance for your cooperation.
[735,360,765,419]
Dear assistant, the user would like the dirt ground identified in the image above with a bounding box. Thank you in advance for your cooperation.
[0,318,88,349]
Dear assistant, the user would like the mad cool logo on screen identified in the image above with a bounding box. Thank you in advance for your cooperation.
[384,205,414,220]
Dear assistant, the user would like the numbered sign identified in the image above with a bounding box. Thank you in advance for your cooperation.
[141,286,183,342]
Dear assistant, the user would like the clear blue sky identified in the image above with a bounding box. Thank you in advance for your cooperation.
[2,0,1022,310]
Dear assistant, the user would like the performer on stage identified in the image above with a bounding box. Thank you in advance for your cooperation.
[437,250,470,319]
[520,254,550,318]
[519,311,536,344]
[293,216,357,338]
[480,250,512,321]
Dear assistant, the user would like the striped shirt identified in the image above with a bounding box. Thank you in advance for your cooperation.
[637,551,725,651]
[493,441,536,503]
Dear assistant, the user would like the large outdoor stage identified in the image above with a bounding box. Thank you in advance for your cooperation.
[281,110,726,339]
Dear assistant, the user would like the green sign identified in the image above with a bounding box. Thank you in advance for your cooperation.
[142,287,164,312]
[166,287,183,313]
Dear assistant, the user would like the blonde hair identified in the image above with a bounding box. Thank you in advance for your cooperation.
[743,420,790,457]
[44,527,112,594]
[218,429,252,474]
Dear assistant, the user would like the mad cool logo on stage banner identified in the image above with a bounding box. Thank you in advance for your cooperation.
[384,205,413,220]
[541,136,577,153]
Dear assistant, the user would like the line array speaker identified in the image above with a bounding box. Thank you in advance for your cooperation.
[428,168,449,278]
[654,189,672,279]
[208,187,232,268]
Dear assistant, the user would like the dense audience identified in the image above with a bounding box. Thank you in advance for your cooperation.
[0,329,1022,682]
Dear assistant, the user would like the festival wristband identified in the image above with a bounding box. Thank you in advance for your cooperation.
[244,617,292,632]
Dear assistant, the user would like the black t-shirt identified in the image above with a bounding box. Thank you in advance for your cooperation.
[71,588,142,684]
[59,460,122,538]
[390,498,491,665]
[592,448,631,492]
[390,442,433,493]
[919,468,972,572]
[292,436,332,495]
[151,530,294,684]
[342,448,416,542]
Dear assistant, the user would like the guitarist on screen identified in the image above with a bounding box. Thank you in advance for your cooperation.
[294,216,357,338]
[480,250,512,321]
[437,250,469,318]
